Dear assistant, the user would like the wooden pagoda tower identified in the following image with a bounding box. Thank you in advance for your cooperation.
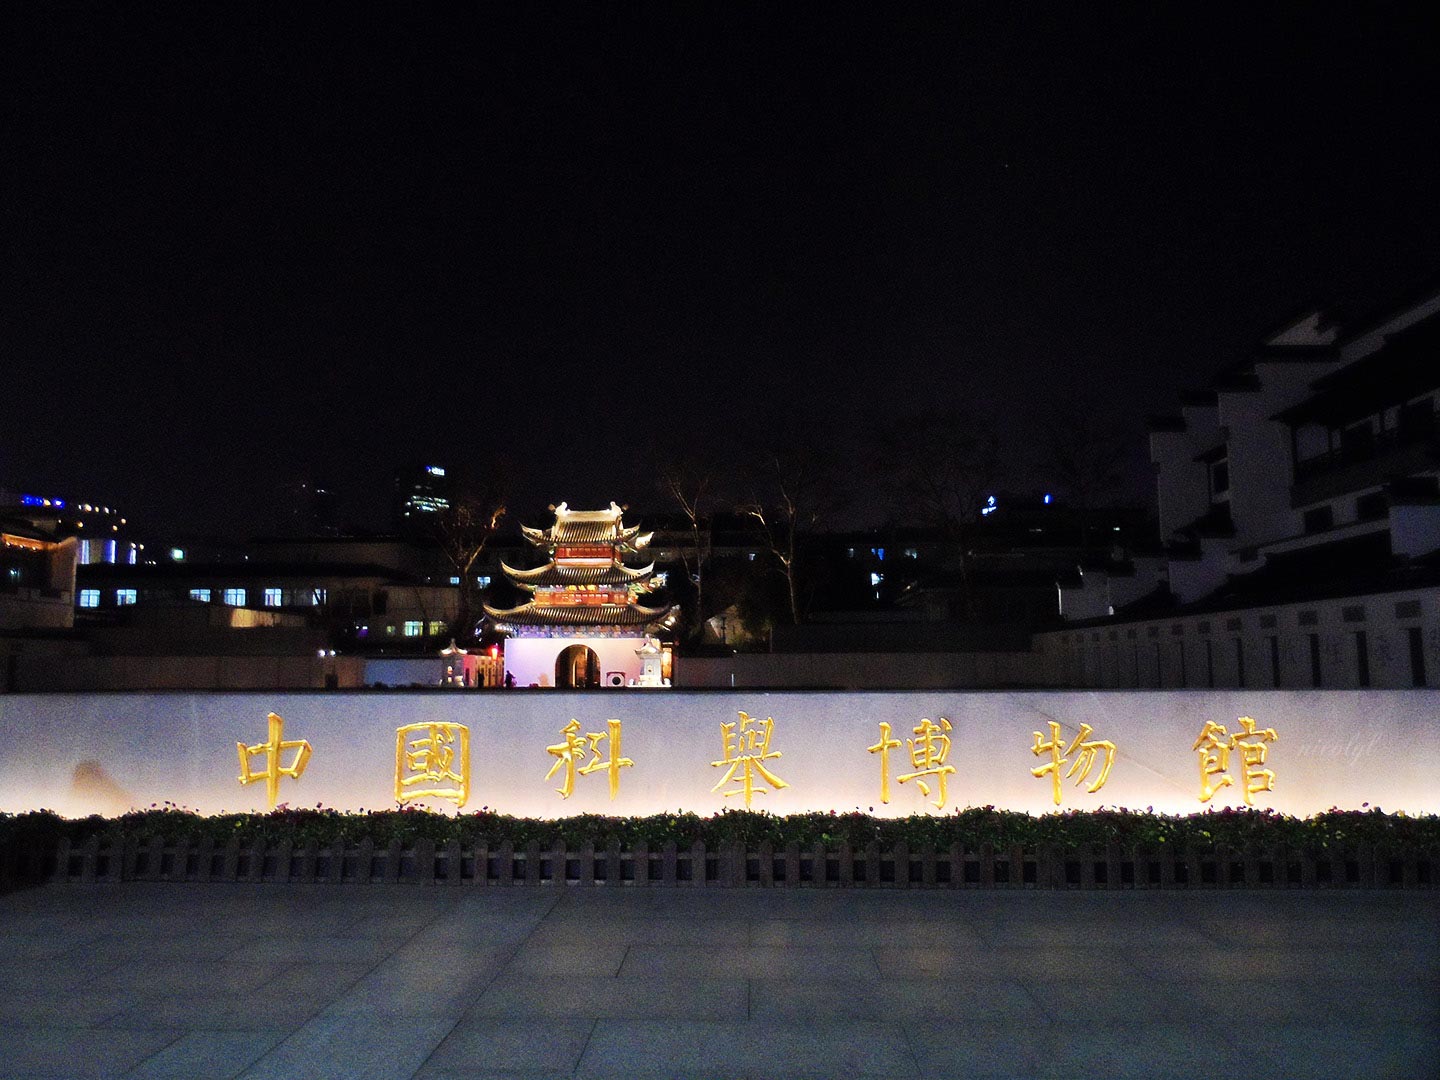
[484,502,676,687]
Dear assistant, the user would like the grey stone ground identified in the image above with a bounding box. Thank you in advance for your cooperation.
[0,883,1435,1080]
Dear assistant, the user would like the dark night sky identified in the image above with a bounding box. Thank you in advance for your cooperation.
[5,4,1438,538]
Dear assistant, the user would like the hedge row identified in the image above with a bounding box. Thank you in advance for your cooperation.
[5,804,1438,862]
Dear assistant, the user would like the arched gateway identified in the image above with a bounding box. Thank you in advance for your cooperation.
[484,502,677,688]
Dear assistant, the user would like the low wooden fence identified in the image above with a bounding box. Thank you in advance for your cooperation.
[49,835,1437,889]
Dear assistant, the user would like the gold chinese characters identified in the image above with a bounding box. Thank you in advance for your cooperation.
[1193,716,1278,805]
[869,718,956,808]
[711,711,787,806]
[545,719,633,799]
[237,712,312,810]
[1030,721,1116,806]
[396,722,470,807]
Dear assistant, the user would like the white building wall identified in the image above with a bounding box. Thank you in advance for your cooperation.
[1036,587,1440,690]
[1150,404,1220,539]
[503,636,649,688]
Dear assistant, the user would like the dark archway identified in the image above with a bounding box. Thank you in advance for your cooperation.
[555,644,601,688]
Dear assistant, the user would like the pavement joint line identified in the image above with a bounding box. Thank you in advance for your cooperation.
[571,1015,601,1080]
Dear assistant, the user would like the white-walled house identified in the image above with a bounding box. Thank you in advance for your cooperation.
[1038,286,1440,689]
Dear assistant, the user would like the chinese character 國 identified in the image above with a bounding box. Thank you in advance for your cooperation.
[1030,721,1116,806]
[711,711,787,807]
[1192,716,1278,805]
[237,712,312,810]
[395,722,470,807]
[545,719,633,799]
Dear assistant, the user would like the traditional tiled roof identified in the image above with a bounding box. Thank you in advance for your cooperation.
[519,502,652,549]
[482,600,677,629]
[501,560,656,588]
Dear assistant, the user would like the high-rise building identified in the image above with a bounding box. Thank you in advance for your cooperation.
[392,464,452,536]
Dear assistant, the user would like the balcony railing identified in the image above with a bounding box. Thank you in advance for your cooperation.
[1292,426,1439,507]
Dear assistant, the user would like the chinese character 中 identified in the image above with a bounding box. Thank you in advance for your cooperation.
[395,722,470,807]
[545,719,633,799]
[236,712,312,809]
[1030,721,1116,806]
[711,711,788,807]
[1192,716,1279,805]
[897,717,955,809]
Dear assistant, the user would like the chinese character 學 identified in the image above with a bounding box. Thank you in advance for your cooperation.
[1192,716,1279,805]
[395,722,470,807]
[237,712,312,809]
[545,719,633,799]
[1030,721,1116,806]
[894,717,954,809]
[711,711,788,806]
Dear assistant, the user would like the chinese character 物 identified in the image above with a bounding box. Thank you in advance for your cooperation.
[1030,721,1116,806]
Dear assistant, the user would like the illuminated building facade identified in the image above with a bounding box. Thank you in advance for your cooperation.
[485,502,677,687]
[393,464,452,536]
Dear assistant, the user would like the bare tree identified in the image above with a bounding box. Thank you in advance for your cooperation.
[432,469,508,644]
[874,410,1007,618]
[1039,407,1132,548]
[739,449,838,626]
[658,458,716,640]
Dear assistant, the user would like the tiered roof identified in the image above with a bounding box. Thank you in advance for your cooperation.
[484,502,677,636]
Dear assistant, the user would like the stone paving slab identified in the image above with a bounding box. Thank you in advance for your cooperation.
[0,883,1435,1079]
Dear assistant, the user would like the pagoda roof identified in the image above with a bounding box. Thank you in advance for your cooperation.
[483,600,678,630]
[520,502,653,549]
[501,560,657,588]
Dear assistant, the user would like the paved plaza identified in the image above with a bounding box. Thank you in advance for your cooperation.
[0,882,1435,1079]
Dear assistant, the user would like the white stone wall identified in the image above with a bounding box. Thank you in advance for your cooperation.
[1036,586,1439,690]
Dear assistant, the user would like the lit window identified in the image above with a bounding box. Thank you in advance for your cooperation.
[311,588,327,605]
[403,620,424,637]
[79,539,92,563]
[427,620,446,636]
[449,576,461,585]
[872,547,886,560]
[385,624,396,636]
[263,588,283,607]
[79,589,100,608]
[116,589,137,606]
[870,572,883,587]
[904,548,918,559]
[475,575,491,587]
[127,546,138,565]
[223,588,246,606]
[190,589,211,603]
[170,548,185,562]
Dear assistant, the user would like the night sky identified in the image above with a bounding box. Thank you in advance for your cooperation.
[5,4,1438,538]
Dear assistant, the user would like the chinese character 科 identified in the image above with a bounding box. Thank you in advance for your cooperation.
[237,712,312,809]
[395,722,470,807]
[545,719,633,799]
[1192,716,1278,805]
[710,711,788,807]
[1030,721,1117,806]
[867,721,903,803]
[896,717,955,809]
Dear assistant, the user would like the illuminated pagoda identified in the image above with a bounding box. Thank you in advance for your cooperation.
[484,502,677,687]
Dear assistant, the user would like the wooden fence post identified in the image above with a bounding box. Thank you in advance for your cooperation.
[633,841,649,887]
